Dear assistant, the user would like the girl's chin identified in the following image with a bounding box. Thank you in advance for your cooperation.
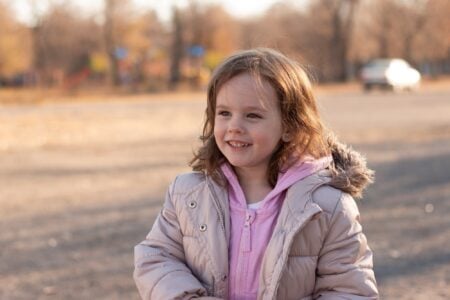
[226,160,251,169]
[227,161,268,172]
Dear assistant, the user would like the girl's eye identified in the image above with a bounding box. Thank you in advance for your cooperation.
[217,110,230,117]
[247,113,262,119]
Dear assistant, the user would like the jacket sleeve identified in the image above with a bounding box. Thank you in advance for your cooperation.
[134,179,220,300]
[313,193,379,299]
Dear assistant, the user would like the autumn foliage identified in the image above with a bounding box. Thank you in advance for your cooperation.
[0,0,449,90]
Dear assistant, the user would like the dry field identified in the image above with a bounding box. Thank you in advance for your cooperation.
[1,83,450,299]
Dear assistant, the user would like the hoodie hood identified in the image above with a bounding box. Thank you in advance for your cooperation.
[327,134,374,199]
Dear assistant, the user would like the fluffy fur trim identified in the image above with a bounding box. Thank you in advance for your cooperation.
[327,134,374,199]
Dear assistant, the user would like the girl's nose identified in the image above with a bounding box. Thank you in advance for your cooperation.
[228,117,244,133]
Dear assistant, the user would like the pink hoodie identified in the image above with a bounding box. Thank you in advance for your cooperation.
[220,156,332,300]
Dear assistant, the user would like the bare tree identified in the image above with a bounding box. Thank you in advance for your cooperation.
[400,0,429,62]
[312,0,359,81]
[103,0,133,86]
[169,7,183,90]
[239,3,305,54]
[367,0,402,58]
[123,10,166,87]
[410,0,450,75]
[357,0,449,74]
[186,3,237,55]
[104,0,120,86]
[28,0,49,85]
[30,2,102,86]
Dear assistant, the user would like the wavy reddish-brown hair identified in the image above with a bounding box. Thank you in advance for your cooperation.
[190,48,330,186]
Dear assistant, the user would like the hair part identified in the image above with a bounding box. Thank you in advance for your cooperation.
[190,48,330,186]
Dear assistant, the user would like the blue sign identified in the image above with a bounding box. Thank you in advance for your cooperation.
[188,45,205,57]
[114,47,128,60]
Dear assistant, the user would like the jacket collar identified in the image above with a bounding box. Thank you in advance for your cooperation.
[275,171,331,232]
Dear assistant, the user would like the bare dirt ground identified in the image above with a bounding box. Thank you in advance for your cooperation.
[1,82,450,299]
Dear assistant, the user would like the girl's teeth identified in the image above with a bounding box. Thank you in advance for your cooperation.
[229,141,249,148]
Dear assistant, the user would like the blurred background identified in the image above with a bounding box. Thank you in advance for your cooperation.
[0,0,449,94]
[0,0,449,299]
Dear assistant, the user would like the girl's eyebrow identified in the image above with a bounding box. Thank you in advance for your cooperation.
[216,104,267,112]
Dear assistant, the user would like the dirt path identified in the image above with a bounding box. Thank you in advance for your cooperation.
[1,86,449,299]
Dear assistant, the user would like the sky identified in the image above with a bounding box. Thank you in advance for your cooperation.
[11,0,290,25]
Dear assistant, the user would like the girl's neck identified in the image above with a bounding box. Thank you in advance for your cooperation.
[234,167,273,204]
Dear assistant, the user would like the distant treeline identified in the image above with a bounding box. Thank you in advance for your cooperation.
[0,0,449,91]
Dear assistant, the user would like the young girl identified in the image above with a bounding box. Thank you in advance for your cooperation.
[134,48,378,300]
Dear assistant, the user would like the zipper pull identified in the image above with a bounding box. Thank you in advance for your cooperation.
[242,210,255,252]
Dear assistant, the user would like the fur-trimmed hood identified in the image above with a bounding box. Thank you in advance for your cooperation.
[327,135,374,199]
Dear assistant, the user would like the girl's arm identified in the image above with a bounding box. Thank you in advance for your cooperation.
[313,193,379,299]
[134,181,221,300]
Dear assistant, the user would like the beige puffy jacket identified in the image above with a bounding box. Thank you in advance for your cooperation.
[134,139,379,299]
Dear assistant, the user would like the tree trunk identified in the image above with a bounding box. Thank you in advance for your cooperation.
[104,0,120,86]
[169,7,183,90]
[329,0,358,81]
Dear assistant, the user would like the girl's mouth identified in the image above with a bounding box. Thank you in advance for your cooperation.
[227,141,251,148]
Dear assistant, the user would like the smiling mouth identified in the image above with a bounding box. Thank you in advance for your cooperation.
[227,141,251,148]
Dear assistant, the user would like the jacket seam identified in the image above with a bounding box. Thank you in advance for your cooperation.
[317,189,343,256]
[171,173,206,196]
[288,254,318,258]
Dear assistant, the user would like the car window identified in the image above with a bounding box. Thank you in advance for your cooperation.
[366,60,391,68]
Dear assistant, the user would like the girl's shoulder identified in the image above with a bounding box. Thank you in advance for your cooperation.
[286,171,344,215]
[312,183,361,221]
[312,184,345,214]
[169,171,208,195]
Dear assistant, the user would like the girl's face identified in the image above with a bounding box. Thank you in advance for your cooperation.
[214,72,284,179]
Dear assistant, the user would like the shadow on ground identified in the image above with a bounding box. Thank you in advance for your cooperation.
[1,141,449,299]
[360,149,450,297]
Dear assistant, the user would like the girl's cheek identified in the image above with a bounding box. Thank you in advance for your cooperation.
[213,125,221,138]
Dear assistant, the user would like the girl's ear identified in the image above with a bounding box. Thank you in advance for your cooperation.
[282,132,292,142]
